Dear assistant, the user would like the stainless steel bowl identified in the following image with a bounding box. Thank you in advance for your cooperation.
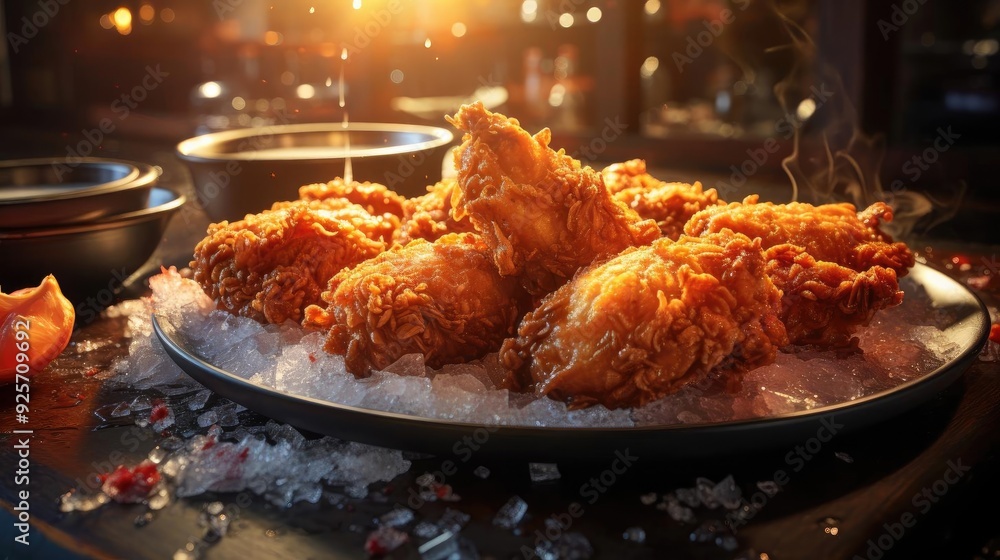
[0,187,185,303]
[0,158,159,228]
[176,122,454,221]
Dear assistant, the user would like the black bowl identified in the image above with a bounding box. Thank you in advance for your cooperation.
[0,187,185,304]
[176,123,454,221]
[0,158,158,228]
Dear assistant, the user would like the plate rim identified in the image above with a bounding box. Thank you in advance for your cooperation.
[151,262,990,445]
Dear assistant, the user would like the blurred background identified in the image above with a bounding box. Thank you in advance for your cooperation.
[0,0,997,241]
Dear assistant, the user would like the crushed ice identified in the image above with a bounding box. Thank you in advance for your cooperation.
[113,269,965,430]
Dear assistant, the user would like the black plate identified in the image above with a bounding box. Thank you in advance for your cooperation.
[153,264,989,459]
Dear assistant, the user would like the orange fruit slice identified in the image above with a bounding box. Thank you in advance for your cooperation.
[1,275,76,383]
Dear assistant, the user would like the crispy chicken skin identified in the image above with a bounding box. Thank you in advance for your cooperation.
[295,178,406,218]
[394,179,476,245]
[447,102,660,296]
[304,233,524,376]
[192,202,386,324]
[501,232,788,409]
[684,196,915,345]
[603,160,724,239]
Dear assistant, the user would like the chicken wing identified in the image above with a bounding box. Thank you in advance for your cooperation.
[447,102,660,296]
[684,196,915,345]
[394,179,476,245]
[304,232,524,376]
[501,232,787,409]
[603,160,724,239]
[192,202,386,324]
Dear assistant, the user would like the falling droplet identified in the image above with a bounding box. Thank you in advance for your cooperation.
[341,48,348,61]
[424,38,431,48]
[308,6,315,14]
[352,0,362,9]
[325,76,332,87]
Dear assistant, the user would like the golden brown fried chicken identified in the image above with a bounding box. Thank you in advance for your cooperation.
[296,178,406,218]
[192,203,386,324]
[448,102,660,296]
[271,198,400,243]
[684,196,915,346]
[603,160,724,239]
[304,233,524,376]
[394,179,476,245]
[501,232,787,409]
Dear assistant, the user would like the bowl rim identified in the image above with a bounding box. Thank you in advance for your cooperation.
[0,186,185,240]
[176,122,455,163]
[0,157,153,206]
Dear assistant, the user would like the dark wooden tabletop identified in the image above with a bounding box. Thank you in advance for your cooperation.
[1,144,999,560]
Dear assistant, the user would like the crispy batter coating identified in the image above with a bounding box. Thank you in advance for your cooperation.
[304,233,524,376]
[296,178,406,218]
[684,196,915,345]
[394,179,476,245]
[271,197,400,243]
[604,160,724,239]
[501,232,787,409]
[447,102,660,296]
[192,203,386,324]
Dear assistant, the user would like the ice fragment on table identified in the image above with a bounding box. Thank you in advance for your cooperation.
[199,501,231,542]
[622,526,646,544]
[715,534,739,551]
[639,492,658,506]
[529,463,561,482]
[713,475,743,510]
[59,489,110,512]
[756,480,780,496]
[101,460,161,503]
[110,401,132,418]
[149,403,175,431]
[365,525,409,556]
[674,487,700,508]
[379,507,415,528]
[148,486,171,510]
[493,496,528,530]
[659,495,695,523]
[689,520,727,543]
[535,532,593,560]
[835,451,854,464]
[130,395,153,412]
[196,410,218,428]
[187,389,212,411]
[413,521,441,539]
[695,477,719,509]
[418,531,460,560]
[473,466,490,479]
[437,508,471,534]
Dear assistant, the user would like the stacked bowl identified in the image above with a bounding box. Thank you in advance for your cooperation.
[0,158,185,302]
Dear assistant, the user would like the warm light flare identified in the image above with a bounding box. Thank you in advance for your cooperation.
[160,8,175,22]
[296,84,316,99]
[424,38,432,48]
[139,4,155,23]
[353,0,362,9]
[199,81,222,98]
[112,7,132,28]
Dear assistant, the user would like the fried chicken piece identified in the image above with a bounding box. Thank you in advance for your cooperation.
[448,102,660,296]
[684,196,915,345]
[604,160,724,239]
[192,203,386,324]
[304,233,524,376]
[501,232,787,409]
[296,178,406,218]
[394,179,476,245]
[271,197,400,243]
